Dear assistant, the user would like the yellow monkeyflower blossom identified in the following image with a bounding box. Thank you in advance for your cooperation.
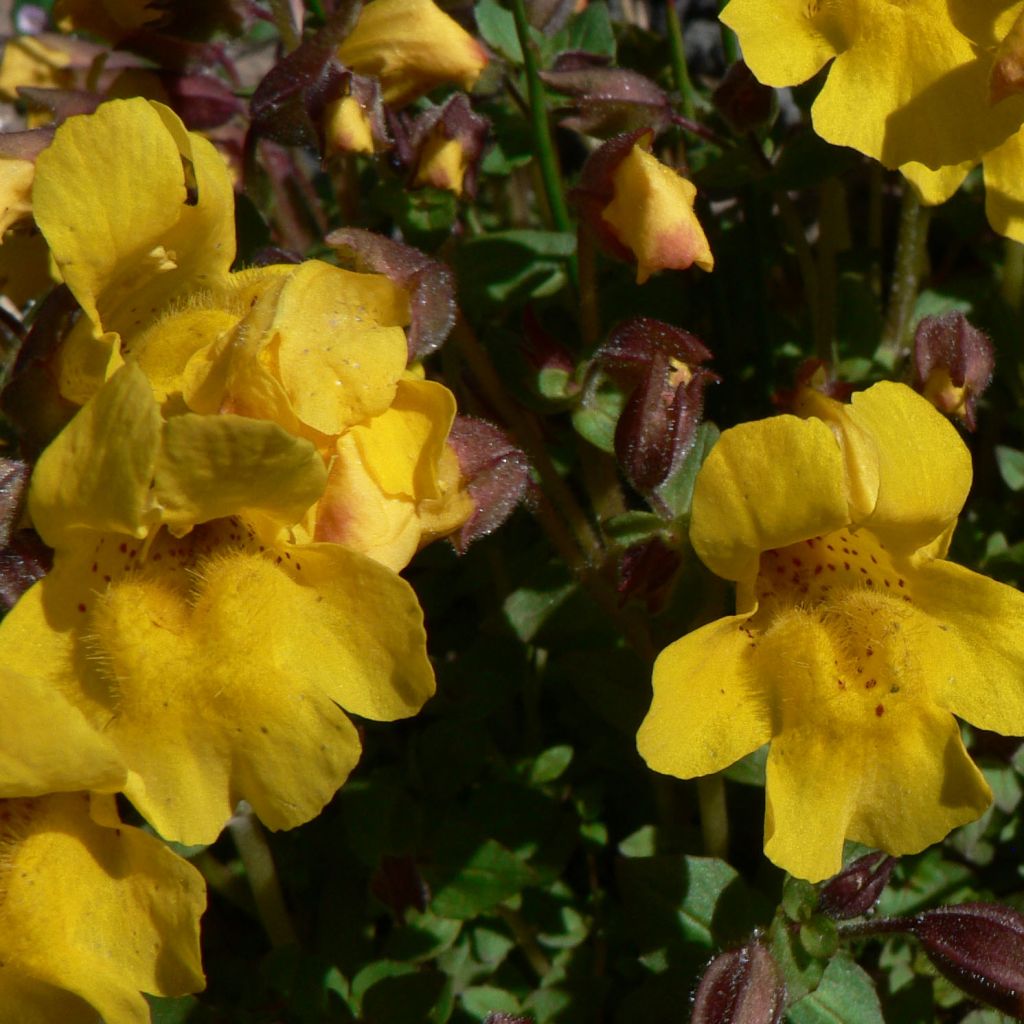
[0,791,205,1023]
[720,1,1024,240]
[337,0,489,107]
[601,137,713,284]
[638,382,1024,881]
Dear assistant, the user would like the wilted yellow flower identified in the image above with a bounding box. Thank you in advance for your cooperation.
[601,139,713,283]
[638,382,1024,881]
[720,0,1024,240]
[0,35,73,102]
[337,0,488,107]
[0,791,205,1023]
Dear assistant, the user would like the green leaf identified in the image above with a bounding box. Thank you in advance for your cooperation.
[656,421,720,519]
[361,970,453,1024]
[786,955,885,1024]
[996,446,1024,492]
[429,839,536,919]
[460,985,522,1019]
[782,876,818,923]
[146,996,199,1024]
[572,373,626,454]
[565,2,615,56]
[529,744,574,783]
[475,0,523,62]
[503,564,577,643]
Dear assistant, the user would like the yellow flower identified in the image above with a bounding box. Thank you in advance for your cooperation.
[337,0,489,107]
[0,791,205,1023]
[720,0,1024,239]
[600,138,713,284]
[0,365,439,845]
[638,382,1024,881]
[0,35,73,103]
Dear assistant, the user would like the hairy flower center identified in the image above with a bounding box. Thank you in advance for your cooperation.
[746,528,920,727]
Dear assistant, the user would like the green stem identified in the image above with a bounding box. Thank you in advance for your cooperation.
[268,0,301,52]
[1001,237,1024,313]
[775,189,821,347]
[510,0,573,238]
[666,1,697,122]
[816,178,847,365]
[230,803,298,948]
[697,774,729,860]
[879,184,931,368]
[497,905,552,978]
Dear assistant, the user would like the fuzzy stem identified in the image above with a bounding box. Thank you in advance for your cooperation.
[666,1,697,122]
[879,184,931,367]
[697,774,729,860]
[837,916,912,941]
[510,0,573,238]
[229,803,298,948]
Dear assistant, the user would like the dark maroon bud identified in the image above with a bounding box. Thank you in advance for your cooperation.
[327,227,456,360]
[249,5,361,149]
[540,54,673,138]
[369,854,430,918]
[0,459,30,549]
[401,93,490,198]
[159,72,243,130]
[691,943,786,1024]
[712,61,776,134]
[250,245,304,267]
[572,128,652,263]
[0,530,51,610]
[818,853,896,920]
[446,417,530,553]
[912,311,994,431]
[483,1014,533,1024]
[595,317,717,497]
[909,902,1024,1017]
[617,536,682,612]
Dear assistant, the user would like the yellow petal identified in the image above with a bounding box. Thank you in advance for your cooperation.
[0,157,36,235]
[843,382,971,552]
[690,414,849,582]
[720,0,839,87]
[337,0,488,106]
[909,559,1024,735]
[983,126,1024,242]
[29,363,161,549]
[269,260,410,434]
[602,144,713,283]
[638,613,771,778]
[766,700,989,882]
[352,378,456,499]
[33,98,235,401]
[324,95,376,156]
[153,413,327,532]
[414,133,468,194]
[900,160,972,206]
[0,792,205,1023]
[808,0,1024,170]
[0,36,72,100]
[315,433,422,570]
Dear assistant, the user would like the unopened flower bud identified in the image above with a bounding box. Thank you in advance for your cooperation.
[773,359,854,414]
[337,0,488,108]
[483,1015,532,1024]
[595,316,717,496]
[370,854,430,918]
[409,93,489,197]
[691,943,786,1024]
[446,417,530,553]
[327,226,456,360]
[912,311,994,430]
[618,536,682,612]
[540,53,672,138]
[575,129,713,283]
[910,902,1024,1017]
[817,852,896,920]
[712,61,776,134]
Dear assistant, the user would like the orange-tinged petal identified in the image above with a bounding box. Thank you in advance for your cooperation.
[638,613,771,779]
[601,144,713,283]
[690,414,849,582]
[153,413,327,533]
[33,98,235,402]
[337,0,488,107]
[29,363,161,549]
[843,382,971,552]
[0,792,205,1023]
[414,134,469,194]
[719,0,840,88]
[325,95,376,156]
[909,559,1024,735]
